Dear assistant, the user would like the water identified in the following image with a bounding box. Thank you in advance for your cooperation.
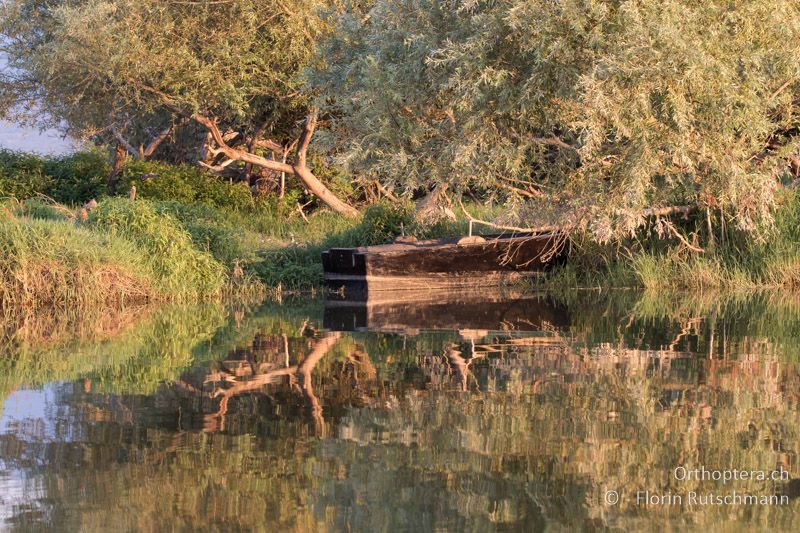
[0,291,798,531]
[0,120,76,155]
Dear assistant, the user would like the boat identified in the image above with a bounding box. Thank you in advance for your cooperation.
[322,232,564,296]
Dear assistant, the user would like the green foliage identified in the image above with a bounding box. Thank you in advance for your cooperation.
[87,198,225,298]
[307,150,358,205]
[354,201,414,245]
[0,149,107,204]
[0,149,51,200]
[541,189,800,290]
[314,0,800,240]
[42,150,108,203]
[0,0,327,153]
[118,160,254,211]
[254,189,305,220]
[153,201,265,268]
[254,246,325,289]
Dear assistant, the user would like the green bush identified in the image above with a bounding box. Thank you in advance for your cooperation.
[253,246,323,289]
[43,150,108,203]
[0,148,108,204]
[118,160,254,211]
[153,201,264,267]
[87,198,225,298]
[0,150,51,200]
[354,201,414,245]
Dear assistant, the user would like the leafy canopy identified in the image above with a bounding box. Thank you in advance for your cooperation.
[313,0,800,239]
[1,0,326,145]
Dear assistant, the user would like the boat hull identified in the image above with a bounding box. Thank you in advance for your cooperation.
[322,233,564,295]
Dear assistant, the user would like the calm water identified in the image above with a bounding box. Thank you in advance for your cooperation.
[1,291,799,531]
[0,120,76,155]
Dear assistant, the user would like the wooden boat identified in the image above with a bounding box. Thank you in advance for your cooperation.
[322,232,564,295]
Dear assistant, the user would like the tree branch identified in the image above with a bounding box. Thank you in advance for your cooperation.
[375,180,400,202]
[192,112,296,174]
[662,219,705,253]
[109,124,139,159]
[617,205,694,218]
[141,124,176,158]
[458,198,568,234]
[137,83,358,217]
[493,180,545,199]
[294,110,317,169]
[531,135,578,152]
[292,110,359,217]
[253,139,285,153]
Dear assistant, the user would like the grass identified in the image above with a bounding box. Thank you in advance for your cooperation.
[540,189,800,292]
[87,198,226,297]
[0,190,501,310]
[0,197,227,310]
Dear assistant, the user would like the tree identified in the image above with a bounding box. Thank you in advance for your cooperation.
[0,0,358,216]
[312,0,800,238]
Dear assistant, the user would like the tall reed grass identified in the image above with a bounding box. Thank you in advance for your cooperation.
[543,190,800,291]
[0,198,226,310]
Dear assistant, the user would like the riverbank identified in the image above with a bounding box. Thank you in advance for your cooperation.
[2,149,799,309]
[541,189,800,292]
[0,193,500,309]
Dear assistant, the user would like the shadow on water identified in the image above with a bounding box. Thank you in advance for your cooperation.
[0,290,799,531]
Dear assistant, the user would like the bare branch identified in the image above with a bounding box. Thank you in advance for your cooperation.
[493,180,545,199]
[253,138,285,153]
[458,198,568,234]
[770,77,799,100]
[137,84,358,217]
[295,110,317,169]
[617,205,694,218]
[375,180,400,202]
[198,158,237,172]
[109,124,139,158]
[192,112,296,174]
[531,135,578,152]
[142,124,176,158]
[663,219,705,253]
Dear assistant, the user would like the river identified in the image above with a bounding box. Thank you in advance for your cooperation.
[0,290,798,531]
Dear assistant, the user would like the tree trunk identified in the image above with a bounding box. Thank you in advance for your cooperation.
[192,110,359,218]
[136,84,358,217]
[415,183,455,223]
[108,143,128,193]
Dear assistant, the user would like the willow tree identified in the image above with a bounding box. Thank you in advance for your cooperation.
[0,0,357,215]
[313,0,800,238]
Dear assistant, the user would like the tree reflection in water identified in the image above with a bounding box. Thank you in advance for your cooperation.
[0,292,798,531]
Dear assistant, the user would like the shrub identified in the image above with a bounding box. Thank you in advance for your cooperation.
[87,198,225,298]
[0,149,108,204]
[153,201,264,267]
[43,149,108,203]
[354,201,414,245]
[253,246,323,289]
[0,150,51,200]
[118,160,254,211]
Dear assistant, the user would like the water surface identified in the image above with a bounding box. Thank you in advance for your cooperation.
[1,291,798,531]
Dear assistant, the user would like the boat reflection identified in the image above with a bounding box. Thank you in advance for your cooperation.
[323,289,570,335]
